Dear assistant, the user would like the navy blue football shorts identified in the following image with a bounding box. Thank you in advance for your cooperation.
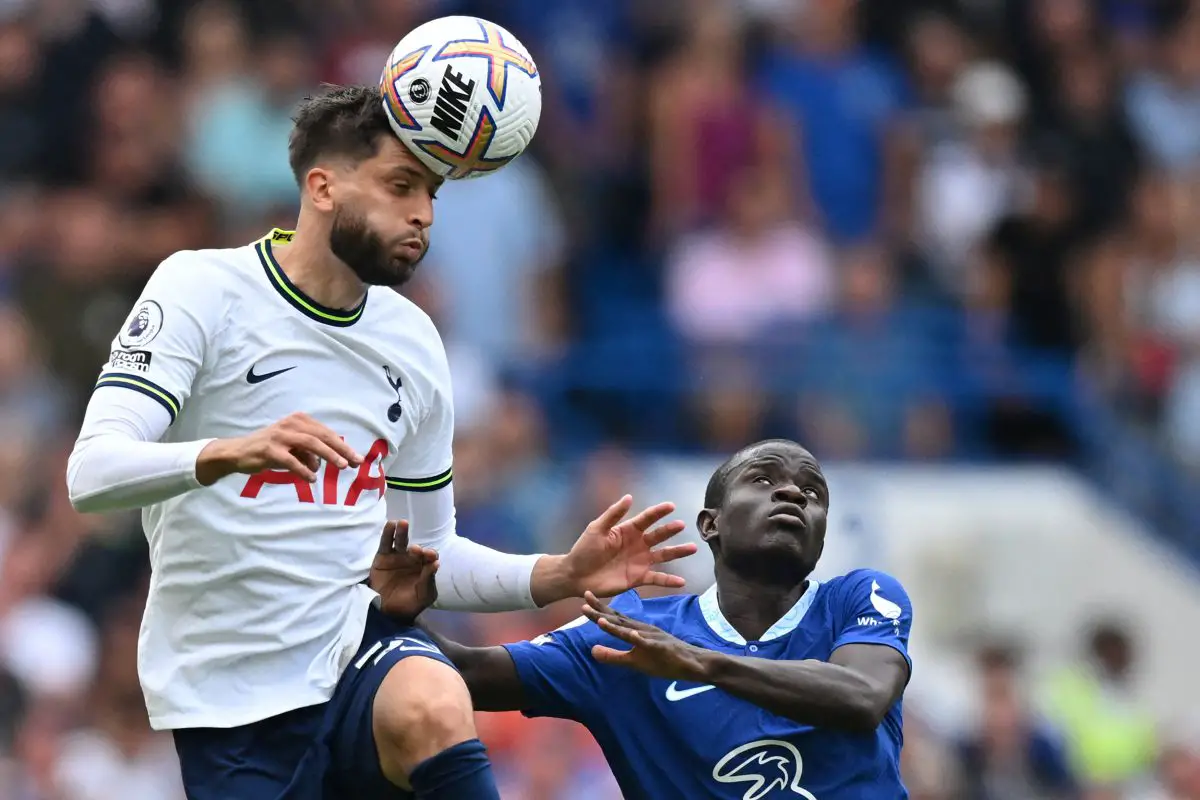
[172,606,456,800]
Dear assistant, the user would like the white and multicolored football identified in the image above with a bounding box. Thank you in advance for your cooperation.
[380,15,542,180]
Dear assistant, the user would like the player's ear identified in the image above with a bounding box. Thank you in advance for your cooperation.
[697,508,718,543]
[303,166,337,213]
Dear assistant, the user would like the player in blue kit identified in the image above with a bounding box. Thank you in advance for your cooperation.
[424,439,914,798]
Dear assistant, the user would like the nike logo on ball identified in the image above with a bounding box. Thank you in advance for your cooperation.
[664,682,716,702]
[246,364,296,384]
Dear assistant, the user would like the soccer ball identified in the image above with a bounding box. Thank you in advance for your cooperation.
[380,16,541,180]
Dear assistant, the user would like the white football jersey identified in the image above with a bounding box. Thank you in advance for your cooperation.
[96,229,460,730]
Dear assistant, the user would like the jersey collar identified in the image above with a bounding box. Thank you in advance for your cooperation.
[698,580,821,646]
[256,229,368,327]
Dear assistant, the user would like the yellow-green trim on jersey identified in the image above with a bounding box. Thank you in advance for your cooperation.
[386,467,454,493]
[256,229,367,327]
[94,373,182,423]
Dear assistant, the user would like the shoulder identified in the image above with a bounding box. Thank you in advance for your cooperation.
[367,290,445,356]
[822,569,912,608]
[366,289,450,382]
[148,246,250,297]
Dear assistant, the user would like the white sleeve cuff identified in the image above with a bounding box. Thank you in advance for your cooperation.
[388,482,545,611]
[67,387,214,513]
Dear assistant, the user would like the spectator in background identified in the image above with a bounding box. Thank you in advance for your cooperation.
[1125,8,1200,174]
[796,244,953,460]
[666,163,833,451]
[1009,0,1102,124]
[53,599,184,800]
[0,15,48,186]
[915,60,1029,298]
[666,163,833,346]
[905,10,972,150]
[1134,719,1200,800]
[1041,43,1141,234]
[646,0,791,239]
[185,12,311,220]
[1045,620,1159,791]
[958,643,1077,800]
[982,149,1083,356]
[759,0,915,243]
[417,155,567,367]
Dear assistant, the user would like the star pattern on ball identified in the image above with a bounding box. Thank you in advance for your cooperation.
[381,45,432,131]
[432,19,537,109]
[411,106,514,179]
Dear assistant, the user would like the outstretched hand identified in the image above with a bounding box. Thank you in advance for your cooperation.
[369,520,439,623]
[581,591,709,683]
[547,495,697,603]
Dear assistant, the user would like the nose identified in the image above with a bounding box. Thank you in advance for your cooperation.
[772,483,806,507]
[409,195,434,231]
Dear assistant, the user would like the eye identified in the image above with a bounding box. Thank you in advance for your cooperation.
[803,487,821,500]
[392,182,411,195]
[753,474,772,486]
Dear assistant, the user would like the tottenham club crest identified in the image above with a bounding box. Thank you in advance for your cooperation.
[119,301,164,348]
[383,365,404,423]
[712,740,818,800]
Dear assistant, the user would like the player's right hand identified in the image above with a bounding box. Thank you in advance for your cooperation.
[195,412,363,485]
[370,520,439,623]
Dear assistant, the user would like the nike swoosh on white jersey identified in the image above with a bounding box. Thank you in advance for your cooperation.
[665,682,717,701]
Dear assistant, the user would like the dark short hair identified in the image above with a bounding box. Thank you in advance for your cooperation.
[287,84,394,186]
[703,439,805,509]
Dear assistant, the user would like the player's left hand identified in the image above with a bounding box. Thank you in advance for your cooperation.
[369,520,439,624]
[559,495,695,599]
[581,591,709,682]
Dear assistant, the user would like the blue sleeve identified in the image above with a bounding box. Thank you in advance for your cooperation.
[830,570,913,674]
[502,590,642,721]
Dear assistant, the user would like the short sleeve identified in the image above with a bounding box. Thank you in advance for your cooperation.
[385,335,454,494]
[95,252,225,425]
[830,570,913,674]
[502,590,642,721]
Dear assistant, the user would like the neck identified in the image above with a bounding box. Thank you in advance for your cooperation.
[273,219,366,311]
[712,562,809,642]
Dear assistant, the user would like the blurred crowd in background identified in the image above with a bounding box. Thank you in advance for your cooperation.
[1,0,1200,797]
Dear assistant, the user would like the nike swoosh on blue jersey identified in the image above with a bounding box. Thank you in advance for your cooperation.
[664,682,716,701]
[246,364,297,384]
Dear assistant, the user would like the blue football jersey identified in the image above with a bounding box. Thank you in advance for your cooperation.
[503,569,913,800]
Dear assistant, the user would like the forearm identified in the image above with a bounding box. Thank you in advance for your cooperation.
[697,651,889,733]
[66,393,214,513]
[392,488,567,612]
[430,535,543,611]
[420,626,530,712]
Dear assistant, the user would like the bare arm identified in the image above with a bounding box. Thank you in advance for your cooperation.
[696,643,908,732]
[420,627,530,712]
[582,592,909,733]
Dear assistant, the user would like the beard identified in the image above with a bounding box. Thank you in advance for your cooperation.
[328,207,425,287]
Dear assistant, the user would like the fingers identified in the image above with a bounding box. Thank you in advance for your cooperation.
[391,519,410,552]
[591,644,634,666]
[274,449,317,483]
[582,592,658,632]
[636,571,688,589]
[285,433,351,471]
[404,544,438,564]
[649,542,698,565]
[595,617,645,646]
[642,519,688,548]
[378,521,398,554]
[623,501,677,533]
[583,590,613,615]
[281,414,363,466]
[590,495,633,532]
